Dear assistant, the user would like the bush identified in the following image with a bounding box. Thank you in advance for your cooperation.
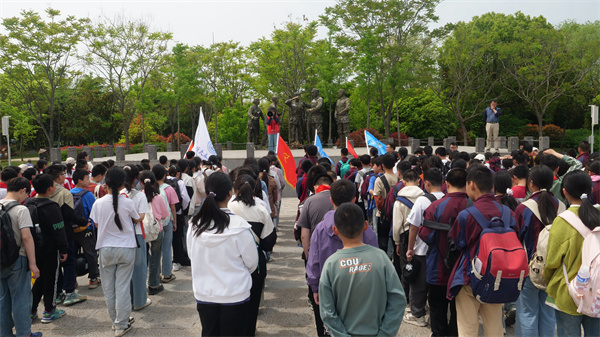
[542,124,564,141]
[349,128,384,147]
[166,132,191,144]
[561,129,590,149]
[519,124,539,138]
[390,132,408,146]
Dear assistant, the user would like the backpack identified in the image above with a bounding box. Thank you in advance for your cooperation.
[339,159,350,179]
[558,210,600,318]
[467,203,528,303]
[24,198,55,250]
[383,182,404,221]
[72,190,91,233]
[360,171,376,202]
[0,202,20,268]
[143,201,161,243]
[164,178,183,213]
[93,184,102,199]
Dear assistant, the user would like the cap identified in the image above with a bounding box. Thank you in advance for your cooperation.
[66,157,76,165]
[474,154,486,161]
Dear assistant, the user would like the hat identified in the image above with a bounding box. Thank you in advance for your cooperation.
[532,147,539,152]
[66,157,76,165]
[474,154,485,161]
[38,148,47,154]
[402,258,421,282]
[18,164,28,171]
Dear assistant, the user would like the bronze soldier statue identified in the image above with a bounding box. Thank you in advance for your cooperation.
[285,93,306,144]
[306,88,323,141]
[335,89,351,141]
[247,98,264,145]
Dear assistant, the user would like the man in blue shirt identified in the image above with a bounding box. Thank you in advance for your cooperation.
[484,100,501,152]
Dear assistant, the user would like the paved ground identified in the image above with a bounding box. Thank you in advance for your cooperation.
[31,197,514,336]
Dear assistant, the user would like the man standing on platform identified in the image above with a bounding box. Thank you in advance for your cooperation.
[484,100,501,152]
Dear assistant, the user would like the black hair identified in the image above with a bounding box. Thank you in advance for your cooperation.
[539,152,560,172]
[587,160,600,175]
[561,170,600,230]
[557,159,570,177]
[306,165,332,193]
[233,174,256,207]
[426,155,444,171]
[76,160,88,171]
[513,150,529,166]
[451,158,467,170]
[192,156,202,170]
[92,164,107,177]
[435,147,447,157]
[139,170,159,203]
[306,145,318,157]
[105,167,127,231]
[36,159,47,171]
[317,158,332,171]
[450,141,458,147]
[208,155,222,169]
[191,172,232,236]
[424,168,443,187]
[76,151,88,162]
[349,158,361,168]
[22,167,37,181]
[484,152,493,161]
[522,142,533,153]
[237,166,263,199]
[414,147,424,155]
[579,141,591,153]
[341,148,349,156]
[73,169,89,185]
[398,147,408,160]
[258,157,271,194]
[330,179,356,206]
[152,164,167,181]
[458,151,471,162]
[381,154,395,170]
[467,166,493,193]
[101,161,110,169]
[65,162,75,176]
[512,165,529,180]
[493,171,518,211]
[369,147,379,157]
[397,160,412,175]
[177,159,190,174]
[527,166,558,226]
[387,142,395,151]
[44,164,66,181]
[243,157,258,167]
[1,167,18,182]
[402,169,420,183]
[107,159,115,168]
[123,165,140,192]
[359,154,371,166]
[159,155,168,165]
[502,158,514,170]
[168,165,178,177]
[7,177,31,194]
[185,151,195,159]
[408,156,421,174]
[423,146,433,156]
[32,174,54,194]
[446,168,467,188]
[334,203,365,239]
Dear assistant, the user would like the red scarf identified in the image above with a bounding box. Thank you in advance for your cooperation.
[316,185,331,194]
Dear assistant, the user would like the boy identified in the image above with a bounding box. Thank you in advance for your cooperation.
[71,169,101,289]
[26,174,68,323]
[87,164,107,199]
[372,154,398,253]
[306,179,378,336]
[0,178,41,337]
[335,148,349,178]
[319,203,406,336]
[539,148,582,205]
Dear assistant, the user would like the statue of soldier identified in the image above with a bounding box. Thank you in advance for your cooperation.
[285,93,306,144]
[335,89,351,141]
[306,88,323,141]
[247,98,264,145]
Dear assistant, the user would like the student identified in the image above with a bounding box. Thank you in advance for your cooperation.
[306,179,378,336]
[171,162,193,271]
[343,158,360,181]
[159,155,169,168]
[266,107,280,152]
[0,167,19,199]
[510,165,529,203]
[87,164,107,199]
[354,154,372,211]
[296,145,319,180]
[514,165,564,336]
[586,160,600,204]
[544,170,600,336]
[336,148,350,178]
[228,174,276,336]
[296,159,314,202]
[268,155,285,228]
[405,168,445,327]
[151,165,179,284]
[70,169,101,289]
[448,166,516,336]
[0,178,41,336]
[539,148,582,205]
[187,172,258,336]
[258,157,278,220]
[26,174,68,324]
[91,167,140,336]
[367,156,385,232]
[576,140,591,167]
[319,203,406,337]
[494,170,519,211]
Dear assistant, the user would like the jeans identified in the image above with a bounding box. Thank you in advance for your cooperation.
[268,133,278,152]
[515,277,555,337]
[131,234,148,309]
[161,221,174,277]
[0,256,32,337]
[74,227,99,279]
[555,309,600,337]
[197,301,249,336]
[98,247,136,330]
[148,231,164,287]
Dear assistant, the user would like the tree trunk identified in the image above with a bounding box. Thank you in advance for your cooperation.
[329,101,333,142]
[366,95,371,130]
[177,103,181,149]
[396,101,400,145]
[537,113,544,138]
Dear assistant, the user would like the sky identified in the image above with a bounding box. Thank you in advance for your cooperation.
[0,0,598,46]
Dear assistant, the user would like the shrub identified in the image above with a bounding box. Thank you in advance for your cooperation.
[519,124,539,138]
[166,132,192,144]
[390,132,408,146]
[542,124,564,141]
[348,128,384,147]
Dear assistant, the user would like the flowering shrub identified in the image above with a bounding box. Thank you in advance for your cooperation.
[391,132,408,146]
[165,132,192,144]
[542,124,564,141]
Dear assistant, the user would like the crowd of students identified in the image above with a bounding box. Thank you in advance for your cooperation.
[1,138,599,337]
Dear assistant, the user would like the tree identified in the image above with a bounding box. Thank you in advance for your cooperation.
[0,8,89,148]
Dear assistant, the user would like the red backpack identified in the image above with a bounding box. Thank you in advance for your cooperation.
[383,181,404,221]
[467,202,529,303]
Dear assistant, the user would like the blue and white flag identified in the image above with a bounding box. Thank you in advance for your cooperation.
[314,130,334,164]
[190,107,217,160]
[365,130,386,155]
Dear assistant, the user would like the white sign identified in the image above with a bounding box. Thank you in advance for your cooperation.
[591,105,598,125]
[1,116,9,136]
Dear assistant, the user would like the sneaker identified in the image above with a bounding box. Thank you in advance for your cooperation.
[114,323,133,337]
[112,317,135,330]
[505,308,516,327]
[30,332,43,337]
[30,310,38,321]
[55,292,65,305]
[404,313,427,327]
[148,284,164,295]
[161,274,176,283]
[63,292,87,306]
[172,263,182,271]
[41,308,66,323]
[89,278,102,289]
[133,298,152,311]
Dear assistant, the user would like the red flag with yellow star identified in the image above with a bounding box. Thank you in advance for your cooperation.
[276,135,297,189]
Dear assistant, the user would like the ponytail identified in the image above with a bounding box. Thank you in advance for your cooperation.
[233,174,256,207]
[190,172,232,237]
[105,167,127,231]
[528,166,558,226]
[562,170,600,230]
[139,170,159,203]
[494,171,518,211]
[579,197,600,231]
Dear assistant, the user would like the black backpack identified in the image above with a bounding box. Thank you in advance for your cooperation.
[72,190,91,220]
[0,201,21,268]
[164,178,183,213]
[24,198,55,250]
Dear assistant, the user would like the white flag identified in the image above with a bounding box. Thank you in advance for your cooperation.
[192,107,217,160]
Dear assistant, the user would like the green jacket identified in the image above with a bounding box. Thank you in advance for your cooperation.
[550,156,582,205]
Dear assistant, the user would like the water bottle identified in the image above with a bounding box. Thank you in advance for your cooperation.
[592,290,600,316]
[575,265,590,296]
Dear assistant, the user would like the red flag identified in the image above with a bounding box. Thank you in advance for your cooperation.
[346,137,358,158]
[276,135,297,189]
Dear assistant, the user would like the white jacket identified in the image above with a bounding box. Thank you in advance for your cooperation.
[392,185,424,245]
[186,212,258,304]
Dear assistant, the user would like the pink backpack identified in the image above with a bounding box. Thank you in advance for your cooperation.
[559,210,600,318]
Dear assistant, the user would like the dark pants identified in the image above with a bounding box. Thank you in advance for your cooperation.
[410,255,428,318]
[308,285,328,336]
[57,239,76,294]
[429,284,457,337]
[197,300,249,336]
[246,253,267,337]
[73,228,99,279]
[172,214,190,265]
[32,251,60,312]
[377,216,390,254]
[393,233,410,302]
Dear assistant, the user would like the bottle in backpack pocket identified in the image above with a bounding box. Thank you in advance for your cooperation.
[575,265,590,297]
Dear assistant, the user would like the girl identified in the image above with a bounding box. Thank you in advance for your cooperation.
[89,167,140,336]
[187,172,258,336]
[493,170,519,211]
[139,170,169,296]
[585,160,600,204]
[258,157,278,220]
[228,174,277,336]
[545,170,600,336]
[514,166,565,336]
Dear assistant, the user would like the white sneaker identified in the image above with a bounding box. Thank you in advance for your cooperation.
[172,263,182,272]
[404,312,427,327]
[133,298,151,311]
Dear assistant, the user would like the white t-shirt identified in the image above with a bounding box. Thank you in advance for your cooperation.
[407,191,445,256]
[121,189,149,235]
[90,194,139,249]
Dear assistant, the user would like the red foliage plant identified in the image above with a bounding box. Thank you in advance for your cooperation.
[165,132,192,144]
[391,132,408,146]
